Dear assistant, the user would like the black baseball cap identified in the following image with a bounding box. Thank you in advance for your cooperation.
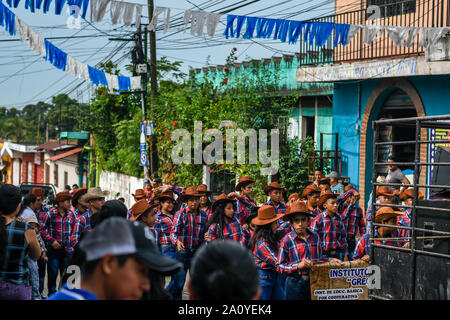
[79,217,182,276]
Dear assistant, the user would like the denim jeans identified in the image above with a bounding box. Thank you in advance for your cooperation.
[24,256,40,300]
[161,246,177,299]
[47,247,69,295]
[258,269,285,300]
[37,257,46,295]
[284,276,311,300]
[171,250,194,300]
[322,249,345,261]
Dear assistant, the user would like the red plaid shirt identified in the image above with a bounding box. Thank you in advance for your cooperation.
[70,209,93,248]
[36,206,49,227]
[310,210,349,254]
[170,206,208,250]
[63,209,85,254]
[352,230,403,260]
[340,204,366,237]
[200,206,212,221]
[253,236,279,271]
[154,211,175,247]
[243,227,255,247]
[277,228,322,275]
[235,195,257,225]
[208,217,245,245]
[40,208,70,248]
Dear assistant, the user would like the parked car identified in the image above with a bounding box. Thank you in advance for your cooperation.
[19,183,56,208]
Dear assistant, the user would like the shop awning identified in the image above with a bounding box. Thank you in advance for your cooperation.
[48,147,83,161]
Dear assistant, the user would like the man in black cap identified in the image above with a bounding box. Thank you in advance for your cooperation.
[47,217,182,300]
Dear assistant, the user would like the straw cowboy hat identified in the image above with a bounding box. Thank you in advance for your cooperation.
[197,184,212,196]
[235,176,255,191]
[376,186,395,197]
[211,193,236,212]
[72,187,88,207]
[54,191,72,205]
[132,189,146,200]
[399,188,424,201]
[251,205,284,226]
[285,200,314,218]
[375,206,404,224]
[263,181,284,196]
[317,191,339,209]
[155,190,175,202]
[83,187,105,202]
[302,184,321,198]
[178,186,203,203]
[130,199,159,222]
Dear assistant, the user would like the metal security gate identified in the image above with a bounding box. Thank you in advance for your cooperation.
[370,114,450,300]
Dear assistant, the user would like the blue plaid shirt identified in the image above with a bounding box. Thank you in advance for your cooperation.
[310,210,348,255]
[63,209,85,254]
[70,209,93,248]
[170,206,208,251]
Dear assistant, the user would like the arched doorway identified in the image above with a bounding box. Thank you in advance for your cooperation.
[359,78,427,211]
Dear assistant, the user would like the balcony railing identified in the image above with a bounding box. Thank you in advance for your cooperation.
[298,0,450,66]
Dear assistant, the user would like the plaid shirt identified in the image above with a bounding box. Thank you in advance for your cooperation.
[352,230,403,260]
[126,208,133,220]
[40,208,70,248]
[397,214,411,241]
[308,206,321,218]
[70,209,93,248]
[243,227,255,247]
[277,220,293,239]
[310,210,348,254]
[172,185,186,211]
[340,204,366,237]
[170,206,208,251]
[36,206,49,226]
[253,236,279,271]
[154,211,175,247]
[208,217,245,244]
[337,189,356,215]
[200,206,213,221]
[63,209,85,254]
[277,228,322,275]
[235,195,258,225]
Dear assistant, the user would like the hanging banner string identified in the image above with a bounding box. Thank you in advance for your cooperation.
[0,2,140,91]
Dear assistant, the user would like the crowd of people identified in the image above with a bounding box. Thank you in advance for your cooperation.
[0,165,424,300]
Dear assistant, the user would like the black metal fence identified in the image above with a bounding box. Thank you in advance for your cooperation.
[369,114,450,300]
[299,0,450,66]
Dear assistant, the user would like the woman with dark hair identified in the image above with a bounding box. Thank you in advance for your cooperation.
[204,194,244,245]
[0,184,41,299]
[19,194,38,220]
[250,205,285,300]
[188,240,261,300]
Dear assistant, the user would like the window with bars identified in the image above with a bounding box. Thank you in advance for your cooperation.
[367,0,416,18]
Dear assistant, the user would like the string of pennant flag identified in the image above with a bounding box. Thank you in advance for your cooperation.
[3,0,450,49]
[0,1,141,91]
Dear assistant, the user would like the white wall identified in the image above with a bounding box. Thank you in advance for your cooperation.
[47,153,79,193]
[99,171,145,209]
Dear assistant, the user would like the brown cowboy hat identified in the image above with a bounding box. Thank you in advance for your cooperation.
[376,186,395,197]
[288,193,300,202]
[211,194,236,212]
[130,199,159,222]
[375,206,404,224]
[264,182,284,196]
[285,200,314,217]
[235,176,255,191]
[179,186,203,203]
[251,205,284,226]
[399,188,425,201]
[344,185,356,193]
[155,190,175,202]
[54,191,72,205]
[197,184,212,196]
[317,191,339,209]
[29,187,44,198]
[72,188,87,207]
[379,200,403,212]
[302,184,321,198]
[132,189,146,200]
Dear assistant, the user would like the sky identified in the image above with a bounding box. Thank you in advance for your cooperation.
[0,0,340,109]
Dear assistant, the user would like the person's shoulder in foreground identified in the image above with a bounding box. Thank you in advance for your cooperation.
[47,284,99,300]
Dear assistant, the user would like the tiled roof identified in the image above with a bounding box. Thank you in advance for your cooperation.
[36,139,77,151]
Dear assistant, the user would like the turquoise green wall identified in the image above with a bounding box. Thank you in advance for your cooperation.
[317,107,333,151]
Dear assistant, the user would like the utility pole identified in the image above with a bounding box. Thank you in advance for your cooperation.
[147,0,159,177]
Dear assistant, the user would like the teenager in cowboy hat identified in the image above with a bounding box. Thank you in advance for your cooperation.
[169,186,207,300]
[250,205,285,300]
[352,206,404,262]
[228,176,258,226]
[302,184,322,218]
[365,185,396,232]
[40,191,72,295]
[277,201,340,300]
[310,191,349,261]
[70,187,105,250]
[130,199,159,241]
[399,188,424,221]
[197,184,213,220]
[336,186,365,259]
[286,193,300,210]
[126,189,147,220]
[263,182,287,222]
[204,194,244,245]
[63,188,88,256]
